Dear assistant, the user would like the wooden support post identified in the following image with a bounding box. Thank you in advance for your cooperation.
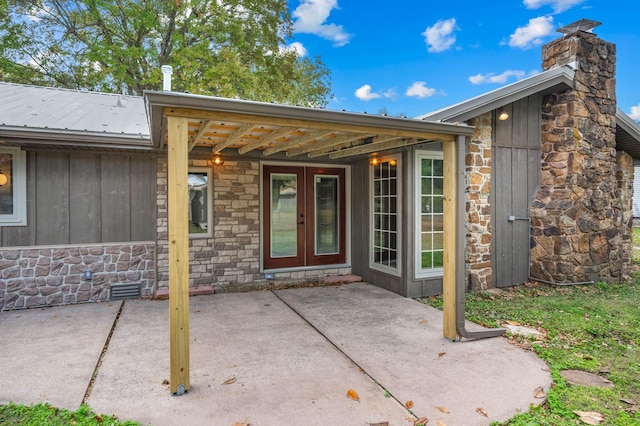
[442,139,458,340]
[167,116,191,395]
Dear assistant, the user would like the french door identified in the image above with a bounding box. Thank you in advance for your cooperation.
[263,165,346,269]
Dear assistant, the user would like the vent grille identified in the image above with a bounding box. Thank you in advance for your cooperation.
[110,282,142,300]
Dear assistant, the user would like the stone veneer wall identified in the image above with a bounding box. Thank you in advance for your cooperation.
[530,30,632,283]
[465,113,494,290]
[0,242,156,311]
[156,158,351,292]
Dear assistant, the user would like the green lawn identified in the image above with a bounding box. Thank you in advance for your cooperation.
[0,403,139,425]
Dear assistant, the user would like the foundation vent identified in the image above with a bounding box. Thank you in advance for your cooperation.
[110,283,142,300]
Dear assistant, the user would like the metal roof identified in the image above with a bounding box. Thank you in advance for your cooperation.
[144,90,474,160]
[417,63,640,159]
[418,63,577,123]
[0,82,151,149]
[616,108,640,159]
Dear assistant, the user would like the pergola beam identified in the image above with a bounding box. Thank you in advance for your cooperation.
[212,123,255,154]
[263,129,333,156]
[188,120,212,151]
[238,126,296,155]
[290,133,376,158]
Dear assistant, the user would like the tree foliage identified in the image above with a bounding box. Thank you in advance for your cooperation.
[0,0,331,106]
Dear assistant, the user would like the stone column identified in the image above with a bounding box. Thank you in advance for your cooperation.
[466,113,493,290]
[530,30,629,283]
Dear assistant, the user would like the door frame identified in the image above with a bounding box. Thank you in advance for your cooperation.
[260,161,351,272]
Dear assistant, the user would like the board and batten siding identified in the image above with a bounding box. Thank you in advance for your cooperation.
[491,96,541,287]
[0,151,156,247]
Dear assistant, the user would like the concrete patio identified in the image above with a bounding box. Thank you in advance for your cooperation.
[0,282,552,425]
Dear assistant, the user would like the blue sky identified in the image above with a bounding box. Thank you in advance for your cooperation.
[284,0,640,122]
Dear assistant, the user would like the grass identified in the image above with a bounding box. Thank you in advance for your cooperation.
[0,403,139,425]
[420,279,640,425]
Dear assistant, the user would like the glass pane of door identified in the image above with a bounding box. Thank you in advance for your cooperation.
[270,173,298,258]
[315,175,339,255]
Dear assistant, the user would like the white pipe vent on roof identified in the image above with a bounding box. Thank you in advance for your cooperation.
[161,65,173,91]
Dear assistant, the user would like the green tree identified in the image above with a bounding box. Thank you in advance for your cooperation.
[0,0,331,107]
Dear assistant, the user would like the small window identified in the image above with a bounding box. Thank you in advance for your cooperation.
[415,151,444,278]
[0,147,27,226]
[188,168,212,238]
[370,156,401,276]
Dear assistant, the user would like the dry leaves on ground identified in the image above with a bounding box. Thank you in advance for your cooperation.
[405,400,414,409]
[413,417,427,425]
[476,407,488,417]
[533,386,546,398]
[574,411,605,425]
[347,388,360,401]
[222,377,237,385]
[435,405,450,413]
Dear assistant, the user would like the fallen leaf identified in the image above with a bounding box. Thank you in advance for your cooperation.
[223,377,237,385]
[573,411,604,425]
[476,407,488,417]
[414,417,428,425]
[419,319,428,324]
[435,405,450,413]
[438,352,446,358]
[347,388,359,401]
[437,422,447,426]
[231,422,250,426]
[162,379,170,386]
[405,400,414,409]
[505,320,521,326]
[533,387,546,398]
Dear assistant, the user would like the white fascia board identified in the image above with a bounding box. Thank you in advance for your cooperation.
[418,64,577,123]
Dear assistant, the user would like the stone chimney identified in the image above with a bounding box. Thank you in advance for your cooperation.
[529,20,633,283]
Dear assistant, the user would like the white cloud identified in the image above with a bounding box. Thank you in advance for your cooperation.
[292,0,351,47]
[469,70,527,85]
[422,18,458,53]
[630,104,640,122]
[279,42,307,57]
[523,0,585,13]
[383,88,397,100]
[508,16,554,49]
[405,81,436,99]
[355,85,382,101]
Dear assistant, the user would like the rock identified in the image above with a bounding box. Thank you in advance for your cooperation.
[560,370,614,388]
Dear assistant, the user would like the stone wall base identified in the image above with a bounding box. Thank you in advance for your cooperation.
[0,242,156,311]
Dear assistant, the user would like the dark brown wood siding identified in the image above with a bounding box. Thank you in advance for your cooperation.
[0,151,156,247]
[492,96,541,287]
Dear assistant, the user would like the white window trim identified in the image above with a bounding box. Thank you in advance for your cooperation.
[369,155,402,277]
[188,167,213,239]
[0,147,27,227]
[415,150,444,279]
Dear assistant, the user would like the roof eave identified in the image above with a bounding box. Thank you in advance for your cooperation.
[144,91,475,150]
[418,63,577,123]
[616,108,640,140]
[0,126,153,150]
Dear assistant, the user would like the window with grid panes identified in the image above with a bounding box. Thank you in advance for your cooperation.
[371,157,400,274]
[415,151,444,277]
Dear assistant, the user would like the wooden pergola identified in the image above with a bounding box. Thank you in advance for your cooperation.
[145,91,477,395]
